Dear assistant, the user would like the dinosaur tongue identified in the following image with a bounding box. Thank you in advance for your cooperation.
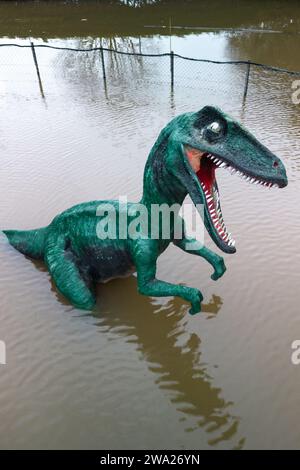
[196,153,216,190]
[185,147,235,248]
[196,155,221,230]
[196,153,234,247]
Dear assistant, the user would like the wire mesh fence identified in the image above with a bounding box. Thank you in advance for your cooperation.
[0,42,299,111]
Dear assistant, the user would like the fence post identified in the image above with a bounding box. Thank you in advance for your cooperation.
[170,51,174,90]
[30,41,45,99]
[99,42,108,99]
[100,46,106,82]
[243,60,251,103]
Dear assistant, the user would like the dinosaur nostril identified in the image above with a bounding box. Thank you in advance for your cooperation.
[273,161,279,168]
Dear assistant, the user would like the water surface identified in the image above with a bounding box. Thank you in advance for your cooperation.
[0,0,300,450]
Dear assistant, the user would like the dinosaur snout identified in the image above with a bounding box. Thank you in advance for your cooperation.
[273,156,288,188]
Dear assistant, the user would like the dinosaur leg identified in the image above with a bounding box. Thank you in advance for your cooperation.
[134,242,203,314]
[44,232,96,310]
[174,236,226,281]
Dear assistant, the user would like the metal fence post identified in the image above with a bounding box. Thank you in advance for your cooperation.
[99,42,108,98]
[100,46,106,82]
[170,51,174,90]
[30,41,45,99]
[243,60,251,103]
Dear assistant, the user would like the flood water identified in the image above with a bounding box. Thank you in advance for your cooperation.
[0,0,300,450]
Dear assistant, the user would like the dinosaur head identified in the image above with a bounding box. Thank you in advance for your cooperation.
[168,106,288,254]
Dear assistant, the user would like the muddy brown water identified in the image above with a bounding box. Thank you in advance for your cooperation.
[0,0,300,450]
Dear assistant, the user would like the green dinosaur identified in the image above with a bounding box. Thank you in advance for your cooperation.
[3,106,288,314]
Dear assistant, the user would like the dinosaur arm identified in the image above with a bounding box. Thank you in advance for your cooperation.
[133,240,203,314]
[174,236,226,281]
[172,216,226,280]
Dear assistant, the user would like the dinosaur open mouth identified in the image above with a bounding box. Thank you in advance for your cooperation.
[185,147,280,250]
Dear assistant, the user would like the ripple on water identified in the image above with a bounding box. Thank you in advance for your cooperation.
[0,39,300,449]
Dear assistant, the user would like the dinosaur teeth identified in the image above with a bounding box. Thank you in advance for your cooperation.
[207,153,278,189]
[230,170,276,188]
[204,186,234,247]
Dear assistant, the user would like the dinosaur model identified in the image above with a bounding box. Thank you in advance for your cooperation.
[3,106,288,314]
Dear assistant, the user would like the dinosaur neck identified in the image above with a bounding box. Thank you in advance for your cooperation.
[140,128,187,209]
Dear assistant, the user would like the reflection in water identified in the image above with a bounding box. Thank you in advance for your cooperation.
[1,0,300,41]
[84,37,146,85]
[88,275,245,448]
[25,258,245,448]
[227,30,300,70]
[59,37,150,83]
[1,0,299,449]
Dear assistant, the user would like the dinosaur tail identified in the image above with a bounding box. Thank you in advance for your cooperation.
[3,227,47,260]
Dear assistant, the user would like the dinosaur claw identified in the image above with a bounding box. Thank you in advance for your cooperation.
[189,306,201,315]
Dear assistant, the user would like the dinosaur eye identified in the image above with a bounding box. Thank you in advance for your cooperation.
[203,120,225,143]
[208,121,221,133]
